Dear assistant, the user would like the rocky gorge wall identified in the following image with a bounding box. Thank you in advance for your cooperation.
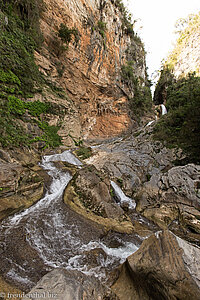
[36,0,150,143]
[167,12,200,78]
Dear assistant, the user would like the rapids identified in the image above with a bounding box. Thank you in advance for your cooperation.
[0,150,143,291]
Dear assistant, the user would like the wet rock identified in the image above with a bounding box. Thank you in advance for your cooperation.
[79,248,108,270]
[113,230,200,300]
[64,165,134,234]
[0,154,44,220]
[23,269,118,300]
[136,164,200,244]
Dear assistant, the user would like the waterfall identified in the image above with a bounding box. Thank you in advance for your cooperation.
[161,104,167,115]
[110,180,136,210]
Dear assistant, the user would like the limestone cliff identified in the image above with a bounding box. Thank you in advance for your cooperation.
[36,0,150,142]
[154,12,200,105]
[167,12,200,78]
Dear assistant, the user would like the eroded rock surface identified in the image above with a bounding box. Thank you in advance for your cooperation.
[23,269,118,300]
[0,150,44,220]
[85,125,200,245]
[136,164,200,244]
[36,0,150,141]
[86,126,182,197]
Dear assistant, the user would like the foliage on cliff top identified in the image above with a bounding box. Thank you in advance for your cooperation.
[154,72,200,163]
[112,0,141,42]
[165,12,200,73]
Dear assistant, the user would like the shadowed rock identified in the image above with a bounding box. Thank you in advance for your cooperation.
[136,164,200,244]
[22,269,118,300]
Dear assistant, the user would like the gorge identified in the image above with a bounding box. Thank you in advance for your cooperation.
[0,1,200,300]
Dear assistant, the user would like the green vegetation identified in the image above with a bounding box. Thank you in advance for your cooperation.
[121,61,152,117]
[97,20,107,38]
[0,0,44,96]
[146,174,151,181]
[154,73,200,163]
[58,23,80,48]
[68,133,83,147]
[0,0,63,149]
[0,92,62,148]
[33,121,62,148]
[75,147,92,160]
[116,177,123,188]
[112,0,137,38]
[154,12,200,163]
[110,187,115,198]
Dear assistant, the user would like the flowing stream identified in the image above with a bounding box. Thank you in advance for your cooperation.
[0,151,143,291]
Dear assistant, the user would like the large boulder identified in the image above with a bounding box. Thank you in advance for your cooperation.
[0,153,44,220]
[23,269,118,300]
[64,165,134,234]
[112,230,200,300]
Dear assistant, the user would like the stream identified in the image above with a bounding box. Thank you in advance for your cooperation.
[0,150,147,291]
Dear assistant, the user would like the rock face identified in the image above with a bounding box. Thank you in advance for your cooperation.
[85,125,181,197]
[0,150,44,220]
[23,269,118,300]
[136,163,200,244]
[113,230,200,300]
[168,12,200,78]
[36,0,149,141]
[85,124,200,245]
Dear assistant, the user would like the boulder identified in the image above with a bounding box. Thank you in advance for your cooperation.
[23,269,118,300]
[64,165,134,234]
[112,230,200,300]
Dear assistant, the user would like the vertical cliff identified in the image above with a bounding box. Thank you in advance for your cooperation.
[36,0,150,142]
[167,12,200,78]
[0,0,151,149]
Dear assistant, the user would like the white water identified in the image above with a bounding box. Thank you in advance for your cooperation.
[0,150,140,287]
[110,181,136,210]
[146,120,155,127]
[4,151,80,228]
[161,104,167,115]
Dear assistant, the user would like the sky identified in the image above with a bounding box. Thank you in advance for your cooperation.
[124,0,200,83]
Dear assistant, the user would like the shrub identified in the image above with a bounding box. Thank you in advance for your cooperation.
[24,100,50,117]
[75,147,92,160]
[8,95,25,115]
[58,23,80,48]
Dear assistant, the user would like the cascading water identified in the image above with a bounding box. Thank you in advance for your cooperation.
[161,104,167,115]
[0,151,141,290]
[110,181,136,210]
